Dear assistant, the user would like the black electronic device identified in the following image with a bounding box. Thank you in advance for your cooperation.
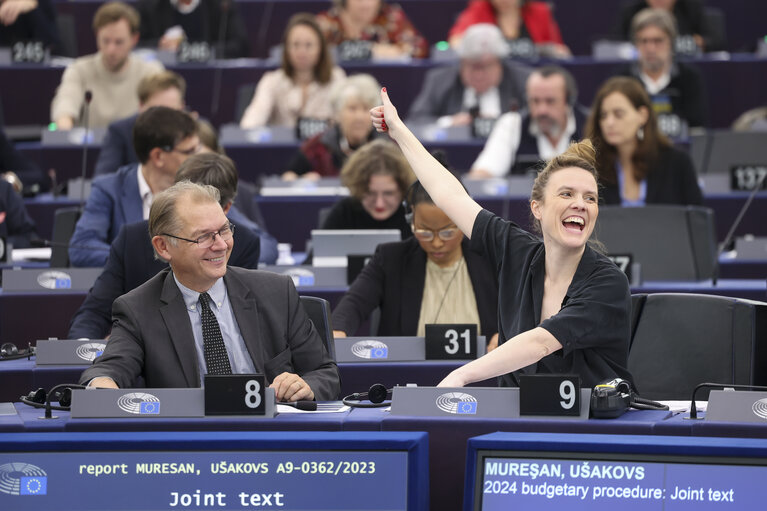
[590,378,668,419]
[342,383,392,408]
[20,383,86,419]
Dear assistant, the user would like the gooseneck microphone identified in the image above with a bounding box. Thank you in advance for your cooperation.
[712,169,767,285]
[79,90,93,211]
[687,382,767,419]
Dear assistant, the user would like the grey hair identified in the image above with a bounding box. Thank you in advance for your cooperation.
[330,74,381,113]
[456,23,510,60]
[631,8,677,43]
[149,181,221,261]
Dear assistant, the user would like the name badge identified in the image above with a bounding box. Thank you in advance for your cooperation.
[177,41,212,63]
[472,117,496,139]
[730,165,767,191]
[425,324,478,360]
[204,374,266,415]
[519,374,581,416]
[337,40,372,61]
[12,41,46,64]
[296,118,329,140]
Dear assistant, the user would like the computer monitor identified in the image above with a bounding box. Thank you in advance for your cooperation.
[704,131,767,177]
[311,229,401,267]
[466,432,767,511]
[0,431,428,510]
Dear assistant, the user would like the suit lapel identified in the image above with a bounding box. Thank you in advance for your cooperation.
[224,269,265,373]
[159,271,200,387]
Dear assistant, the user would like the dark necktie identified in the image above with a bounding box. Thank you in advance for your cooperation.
[198,292,232,375]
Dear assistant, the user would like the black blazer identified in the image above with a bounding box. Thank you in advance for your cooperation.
[68,218,260,340]
[332,237,499,337]
[600,146,703,206]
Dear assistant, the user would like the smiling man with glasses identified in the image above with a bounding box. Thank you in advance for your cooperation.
[69,106,199,267]
[81,181,340,401]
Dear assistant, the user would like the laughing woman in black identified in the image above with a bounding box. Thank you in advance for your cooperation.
[371,88,633,389]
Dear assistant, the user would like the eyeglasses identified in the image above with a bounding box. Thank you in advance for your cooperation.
[162,143,199,156]
[412,227,460,242]
[162,223,235,249]
[363,190,400,202]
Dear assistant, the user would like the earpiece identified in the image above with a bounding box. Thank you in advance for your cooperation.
[0,342,35,361]
[1,343,18,357]
[342,383,392,408]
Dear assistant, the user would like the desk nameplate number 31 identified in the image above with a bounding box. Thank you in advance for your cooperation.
[519,374,581,416]
[204,374,265,415]
[425,324,477,360]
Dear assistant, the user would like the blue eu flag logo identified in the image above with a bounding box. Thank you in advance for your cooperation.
[370,347,388,359]
[20,477,47,495]
[457,401,477,414]
[139,401,160,414]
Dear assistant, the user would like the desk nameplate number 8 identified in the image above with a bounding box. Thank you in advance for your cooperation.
[204,374,265,415]
[425,324,477,360]
[519,374,580,416]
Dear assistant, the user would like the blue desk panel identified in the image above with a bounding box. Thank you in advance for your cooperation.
[0,430,429,510]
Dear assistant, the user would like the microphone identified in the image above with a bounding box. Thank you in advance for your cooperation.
[687,382,767,420]
[80,90,93,211]
[209,0,230,117]
[712,169,767,285]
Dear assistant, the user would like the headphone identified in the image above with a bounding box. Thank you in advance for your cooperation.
[342,383,392,408]
[590,378,668,419]
[20,384,86,418]
[0,342,36,361]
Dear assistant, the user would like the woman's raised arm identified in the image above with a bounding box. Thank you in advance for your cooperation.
[371,88,482,238]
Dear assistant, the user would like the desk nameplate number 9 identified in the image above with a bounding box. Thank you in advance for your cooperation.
[519,374,581,416]
[425,324,477,360]
[204,374,266,415]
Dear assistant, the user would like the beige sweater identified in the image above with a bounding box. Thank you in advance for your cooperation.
[239,67,346,128]
[50,53,164,129]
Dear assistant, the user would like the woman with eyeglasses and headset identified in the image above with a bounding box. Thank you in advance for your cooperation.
[332,179,500,348]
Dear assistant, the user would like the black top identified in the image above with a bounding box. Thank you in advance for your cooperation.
[137,0,250,58]
[470,209,633,389]
[0,0,60,52]
[321,196,412,241]
[616,62,708,129]
[600,145,703,206]
[332,237,499,337]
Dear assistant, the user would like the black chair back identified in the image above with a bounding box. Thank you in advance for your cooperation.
[628,293,767,400]
[595,205,717,281]
[299,295,336,361]
[50,207,81,267]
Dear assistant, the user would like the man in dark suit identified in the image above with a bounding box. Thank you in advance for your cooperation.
[94,71,187,176]
[80,181,340,401]
[407,24,530,126]
[69,106,199,267]
[68,152,261,340]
